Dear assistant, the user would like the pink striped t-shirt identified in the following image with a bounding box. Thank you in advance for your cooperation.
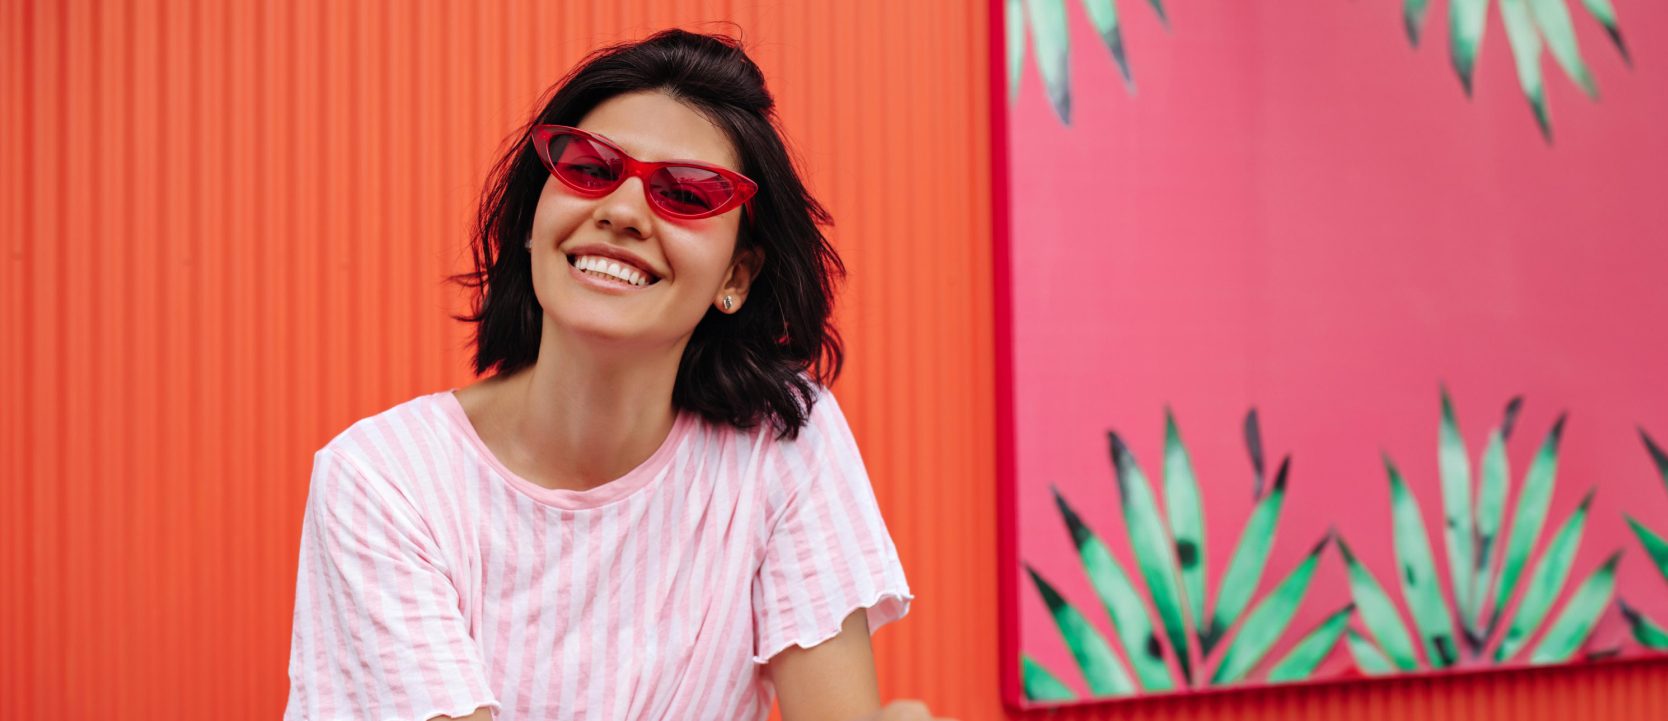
[283,385,910,720]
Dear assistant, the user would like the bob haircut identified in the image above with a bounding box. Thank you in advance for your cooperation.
[450,29,844,439]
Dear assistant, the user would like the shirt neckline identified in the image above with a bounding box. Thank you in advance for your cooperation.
[435,389,694,511]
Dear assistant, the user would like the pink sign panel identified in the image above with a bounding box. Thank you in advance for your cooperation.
[993,0,1668,709]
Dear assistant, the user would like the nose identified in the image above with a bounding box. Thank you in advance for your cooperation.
[592,176,653,240]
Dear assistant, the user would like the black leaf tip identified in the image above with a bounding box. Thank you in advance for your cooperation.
[1025,565,1066,610]
[1108,431,1129,463]
[1502,396,1525,440]
[1107,431,1136,496]
[1052,488,1093,549]
[1105,33,1135,92]
[1577,487,1598,512]
[1381,452,1402,479]
[1272,455,1291,494]
[1617,597,1642,623]
[1606,27,1631,67]
[1531,100,1553,144]
[1549,412,1569,444]
[1245,407,1267,493]
[1055,96,1072,126]
[1639,427,1668,475]
[1335,534,1358,563]
[1308,531,1334,558]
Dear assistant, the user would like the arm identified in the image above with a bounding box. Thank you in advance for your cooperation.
[770,610,956,721]
[770,610,882,721]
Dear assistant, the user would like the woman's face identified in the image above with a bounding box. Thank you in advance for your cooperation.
[527,90,760,350]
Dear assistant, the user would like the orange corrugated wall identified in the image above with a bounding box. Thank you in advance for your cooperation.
[0,0,1661,719]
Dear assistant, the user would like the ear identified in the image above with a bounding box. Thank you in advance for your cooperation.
[714,245,765,314]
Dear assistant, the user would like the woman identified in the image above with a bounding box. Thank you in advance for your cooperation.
[284,29,947,721]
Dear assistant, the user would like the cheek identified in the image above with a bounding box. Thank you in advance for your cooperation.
[530,178,589,243]
[661,228,741,291]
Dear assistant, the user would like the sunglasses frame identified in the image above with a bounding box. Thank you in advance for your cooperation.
[530,124,758,222]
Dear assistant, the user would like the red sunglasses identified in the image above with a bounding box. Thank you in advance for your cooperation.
[530,124,758,221]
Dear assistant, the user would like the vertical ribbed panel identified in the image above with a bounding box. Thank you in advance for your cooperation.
[0,1,1661,719]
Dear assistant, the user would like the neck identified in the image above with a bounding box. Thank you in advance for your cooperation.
[499,327,685,491]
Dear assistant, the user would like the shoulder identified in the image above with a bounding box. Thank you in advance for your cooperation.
[724,380,858,457]
[734,381,870,507]
[317,390,458,474]
[308,391,463,513]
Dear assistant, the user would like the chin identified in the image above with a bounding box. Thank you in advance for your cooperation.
[548,311,651,346]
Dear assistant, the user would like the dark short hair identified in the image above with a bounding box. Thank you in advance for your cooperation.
[449,29,844,439]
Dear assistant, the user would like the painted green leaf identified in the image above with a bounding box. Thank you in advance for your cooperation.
[1336,534,1420,671]
[1580,0,1631,64]
[1204,456,1290,657]
[1618,599,1668,650]
[1528,551,1622,664]
[1022,654,1079,701]
[1163,408,1207,645]
[1006,0,1026,101]
[1266,603,1355,683]
[1487,414,1567,637]
[1081,0,1135,92]
[1346,628,1396,675]
[1500,0,1552,141]
[1470,397,1522,650]
[1404,0,1432,46]
[1437,388,1478,632]
[1024,0,1072,124]
[1027,565,1136,696]
[1109,432,1194,683]
[1052,488,1174,691]
[1211,534,1332,685]
[1624,515,1668,585]
[1527,0,1598,98]
[1494,490,1594,663]
[1386,456,1460,668]
[1448,0,1489,95]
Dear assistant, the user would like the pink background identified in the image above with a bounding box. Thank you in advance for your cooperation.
[1002,0,1668,706]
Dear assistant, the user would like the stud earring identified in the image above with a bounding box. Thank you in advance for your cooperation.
[524,236,533,250]
[723,295,734,311]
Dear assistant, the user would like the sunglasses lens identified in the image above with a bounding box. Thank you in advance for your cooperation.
[649,166,737,217]
[548,133,621,192]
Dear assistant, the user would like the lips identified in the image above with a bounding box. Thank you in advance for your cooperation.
[561,244,663,282]
[569,254,656,286]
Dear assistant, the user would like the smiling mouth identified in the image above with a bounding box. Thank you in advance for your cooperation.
[567,254,661,287]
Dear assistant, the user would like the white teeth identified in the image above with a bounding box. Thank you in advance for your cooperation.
[572,254,652,286]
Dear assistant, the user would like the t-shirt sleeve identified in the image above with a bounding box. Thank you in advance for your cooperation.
[750,387,912,665]
[284,447,501,721]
